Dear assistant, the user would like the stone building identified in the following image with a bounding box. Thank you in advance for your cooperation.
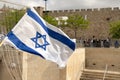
[0,6,120,80]
[1,46,120,80]
[46,7,120,39]
[1,6,120,40]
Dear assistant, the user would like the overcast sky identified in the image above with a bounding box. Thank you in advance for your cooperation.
[0,0,120,10]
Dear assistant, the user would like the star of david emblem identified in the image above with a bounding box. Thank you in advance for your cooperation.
[31,32,50,50]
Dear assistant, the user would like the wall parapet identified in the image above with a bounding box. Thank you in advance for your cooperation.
[48,7,120,13]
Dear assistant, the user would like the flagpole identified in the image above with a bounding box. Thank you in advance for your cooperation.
[0,40,4,47]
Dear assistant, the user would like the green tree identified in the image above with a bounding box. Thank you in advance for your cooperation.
[43,15,58,26]
[67,14,89,38]
[109,20,120,39]
[0,9,25,32]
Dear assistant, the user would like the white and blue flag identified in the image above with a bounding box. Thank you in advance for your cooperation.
[3,8,76,67]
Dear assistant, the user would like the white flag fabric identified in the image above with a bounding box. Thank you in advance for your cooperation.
[3,8,76,67]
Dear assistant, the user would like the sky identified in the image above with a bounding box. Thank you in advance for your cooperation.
[0,0,120,10]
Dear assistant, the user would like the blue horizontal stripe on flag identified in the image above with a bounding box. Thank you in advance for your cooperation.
[27,9,75,51]
[7,31,45,59]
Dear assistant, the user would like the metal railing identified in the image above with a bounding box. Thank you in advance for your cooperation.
[103,64,108,80]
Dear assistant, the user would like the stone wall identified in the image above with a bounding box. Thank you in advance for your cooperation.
[1,46,120,80]
[26,48,120,80]
[67,48,85,80]
[27,48,85,80]
[1,7,120,39]
[27,53,60,80]
[0,46,23,80]
[85,48,120,72]
[46,7,120,39]
[0,60,13,80]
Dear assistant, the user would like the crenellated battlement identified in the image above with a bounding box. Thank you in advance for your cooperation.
[46,7,120,39]
[48,7,120,13]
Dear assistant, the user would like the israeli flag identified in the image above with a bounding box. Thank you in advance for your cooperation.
[3,8,76,67]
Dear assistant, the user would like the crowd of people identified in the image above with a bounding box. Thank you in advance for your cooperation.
[78,36,120,48]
